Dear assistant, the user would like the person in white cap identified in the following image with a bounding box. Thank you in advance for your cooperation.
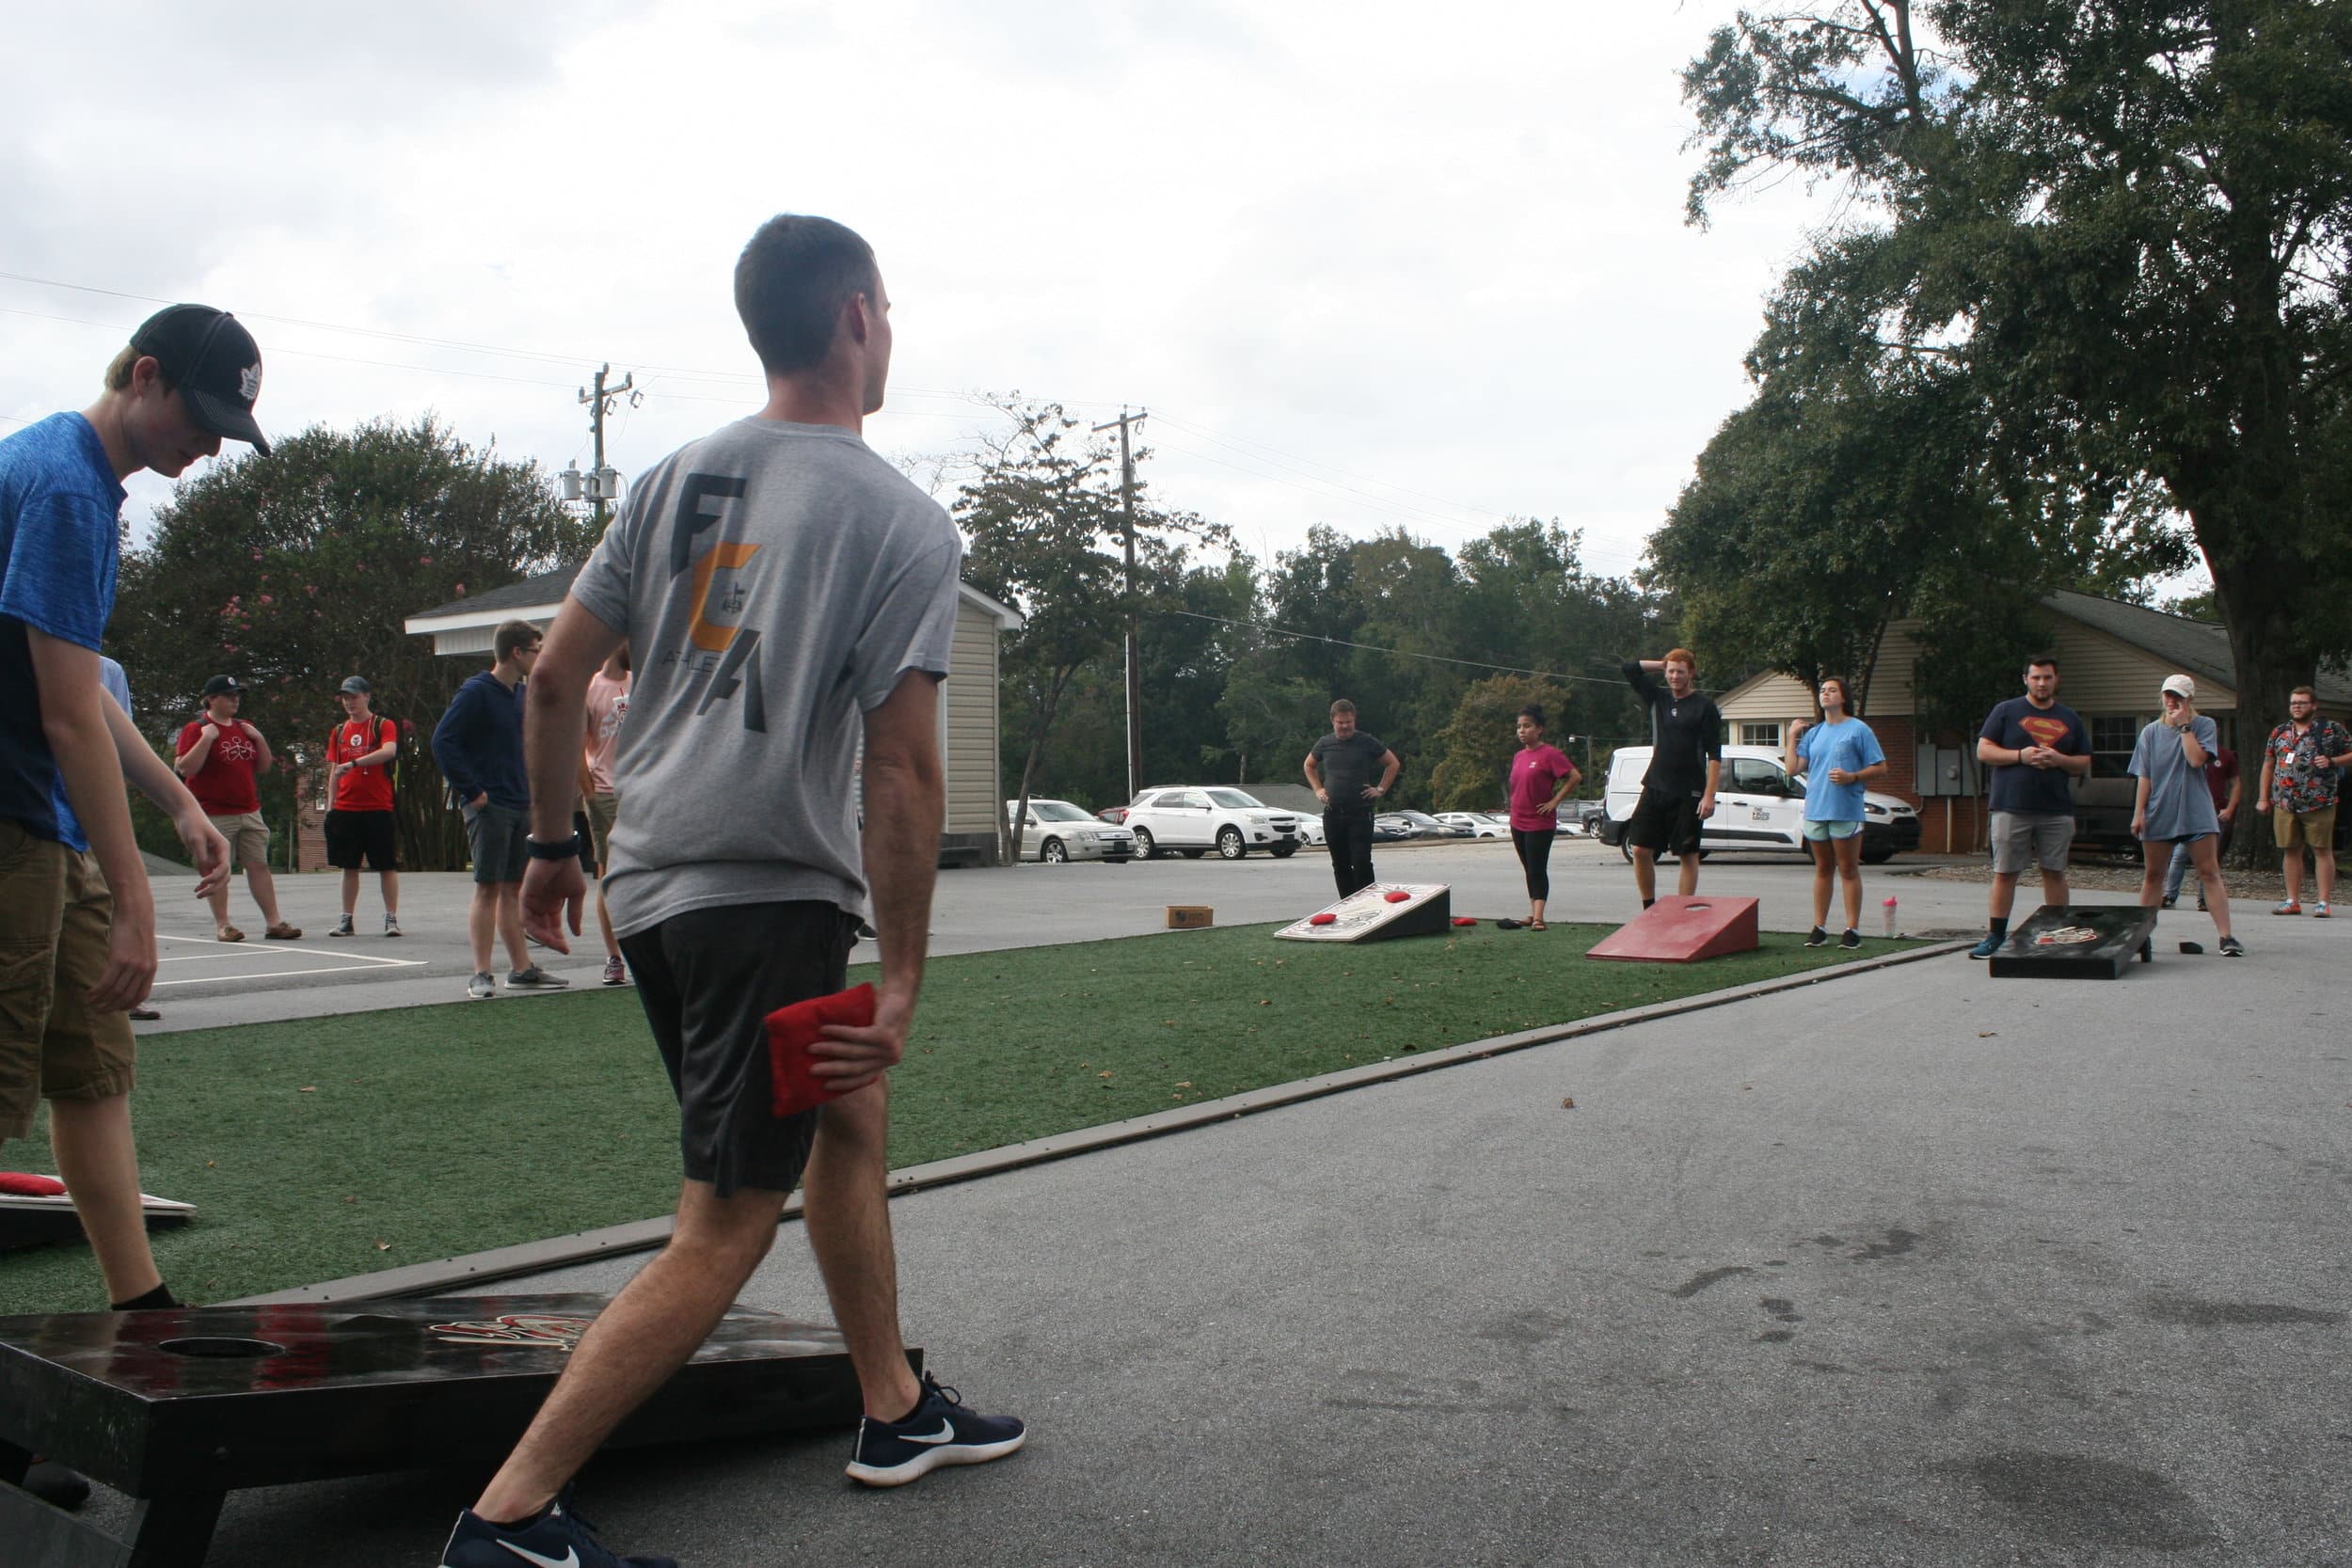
[2130,673,2239,955]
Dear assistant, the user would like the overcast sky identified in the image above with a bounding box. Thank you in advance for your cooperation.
[4,1,1834,583]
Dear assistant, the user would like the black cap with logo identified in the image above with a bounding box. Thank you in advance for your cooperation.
[200,674,245,698]
[129,305,271,457]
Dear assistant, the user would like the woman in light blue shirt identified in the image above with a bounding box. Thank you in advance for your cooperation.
[1785,675,1887,949]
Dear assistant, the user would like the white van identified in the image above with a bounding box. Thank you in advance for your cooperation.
[1597,744,1921,863]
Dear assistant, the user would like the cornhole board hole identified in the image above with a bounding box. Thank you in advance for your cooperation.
[0,1291,905,1567]
[1587,895,1759,963]
[0,1182,191,1254]
[1274,883,1452,942]
[1986,905,2160,979]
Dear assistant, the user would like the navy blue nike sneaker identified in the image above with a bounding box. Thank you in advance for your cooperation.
[846,1372,1026,1487]
[440,1489,675,1568]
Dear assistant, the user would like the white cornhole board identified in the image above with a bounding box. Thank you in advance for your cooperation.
[1274,882,1452,942]
[0,1183,194,1252]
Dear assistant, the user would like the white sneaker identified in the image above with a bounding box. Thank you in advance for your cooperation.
[384,913,403,937]
[330,913,355,938]
[467,972,496,1000]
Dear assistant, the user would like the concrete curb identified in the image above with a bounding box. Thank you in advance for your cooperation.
[231,937,1969,1306]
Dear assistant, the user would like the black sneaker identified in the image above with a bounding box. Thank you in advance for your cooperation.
[1838,928,1862,950]
[2219,935,2244,958]
[846,1372,1026,1487]
[507,967,569,990]
[1803,927,1828,947]
[440,1490,673,1568]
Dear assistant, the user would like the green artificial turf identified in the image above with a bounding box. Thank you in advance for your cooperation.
[0,923,1908,1314]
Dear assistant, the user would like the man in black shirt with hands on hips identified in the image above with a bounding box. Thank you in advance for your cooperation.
[1305,699,1400,897]
[1622,649,1722,907]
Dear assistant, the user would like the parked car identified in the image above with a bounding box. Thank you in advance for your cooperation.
[1433,811,1509,839]
[1568,800,1608,835]
[1595,744,1921,863]
[1374,810,1467,839]
[1291,816,1326,847]
[1095,805,1130,826]
[1369,814,1419,841]
[1122,786,1304,860]
[1005,799,1135,863]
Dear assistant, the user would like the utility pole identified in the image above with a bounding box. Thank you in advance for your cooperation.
[1092,407,1148,801]
[562,364,639,529]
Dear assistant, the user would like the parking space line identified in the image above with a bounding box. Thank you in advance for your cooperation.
[151,959,430,988]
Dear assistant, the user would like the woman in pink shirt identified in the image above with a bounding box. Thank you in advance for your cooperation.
[1499,705,1581,931]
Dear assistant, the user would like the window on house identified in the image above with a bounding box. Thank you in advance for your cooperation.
[1740,721,1782,748]
[2090,716,2139,779]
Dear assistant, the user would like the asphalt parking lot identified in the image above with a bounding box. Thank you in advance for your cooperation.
[171,829,2352,1567]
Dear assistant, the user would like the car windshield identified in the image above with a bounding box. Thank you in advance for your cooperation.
[1206,790,1264,809]
[1399,812,1440,825]
[1025,801,1092,822]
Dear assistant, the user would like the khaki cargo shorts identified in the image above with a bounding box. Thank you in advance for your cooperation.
[0,821,135,1142]
[209,811,270,871]
[584,792,618,870]
[2274,802,2338,851]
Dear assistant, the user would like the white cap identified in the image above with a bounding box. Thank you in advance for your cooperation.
[2161,673,2196,701]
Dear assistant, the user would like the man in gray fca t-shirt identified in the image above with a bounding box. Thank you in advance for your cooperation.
[440,217,1025,1568]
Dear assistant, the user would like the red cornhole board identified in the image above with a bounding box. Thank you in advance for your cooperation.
[1586,895,1759,963]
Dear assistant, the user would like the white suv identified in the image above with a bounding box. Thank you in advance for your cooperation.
[1122,787,1304,861]
[1598,744,1921,863]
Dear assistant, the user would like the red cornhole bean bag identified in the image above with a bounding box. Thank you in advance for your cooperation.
[0,1173,68,1196]
[767,983,877,1117]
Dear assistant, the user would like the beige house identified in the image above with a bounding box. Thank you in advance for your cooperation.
[405,564,1021,866]
[1714,589,2352,850]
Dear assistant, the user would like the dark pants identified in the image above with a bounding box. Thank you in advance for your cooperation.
[1513,827,1556,901]
[1325,810,1377,897]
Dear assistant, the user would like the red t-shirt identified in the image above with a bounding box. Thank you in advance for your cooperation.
[176,719,262,816]
[1508,743,1578,831]
[329,716,396,813]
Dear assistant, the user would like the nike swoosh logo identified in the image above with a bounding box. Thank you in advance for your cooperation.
[902,1419,959,1446]
[500,1544,580,1568]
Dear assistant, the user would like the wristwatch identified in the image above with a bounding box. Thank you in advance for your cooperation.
[525,834,582,861]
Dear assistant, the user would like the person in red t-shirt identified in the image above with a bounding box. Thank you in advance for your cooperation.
[174,675,297,942]
[325,675,402,938]
[1497,704,1580,931]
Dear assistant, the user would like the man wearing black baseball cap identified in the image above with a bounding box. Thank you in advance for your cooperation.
[122,304,272,457]
[0,304,261,1360]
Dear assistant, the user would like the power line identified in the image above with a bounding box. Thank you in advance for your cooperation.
[1161,609,1639,689]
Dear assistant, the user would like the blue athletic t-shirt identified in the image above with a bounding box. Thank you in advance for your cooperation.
[0,414,126,850]
[1795,717,1885,821]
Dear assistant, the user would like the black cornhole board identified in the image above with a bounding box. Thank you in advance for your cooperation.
[1986,905,2161,979]
[0,1291,909,1567]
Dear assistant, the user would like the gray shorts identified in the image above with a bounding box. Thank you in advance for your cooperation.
[463,801,530,885]
[1991,811,2074,876]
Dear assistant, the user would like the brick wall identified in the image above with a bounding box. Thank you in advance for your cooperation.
[293,766,328,872]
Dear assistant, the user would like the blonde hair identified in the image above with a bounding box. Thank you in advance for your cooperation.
[103,345,173,395]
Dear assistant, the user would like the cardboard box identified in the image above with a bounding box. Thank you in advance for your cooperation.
[1166,905,1214,930]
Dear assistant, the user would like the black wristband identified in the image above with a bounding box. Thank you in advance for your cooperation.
[525,834,582,861]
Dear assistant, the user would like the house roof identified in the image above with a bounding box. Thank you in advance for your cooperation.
[406,562,1023,636]
[2045,589,2352,706]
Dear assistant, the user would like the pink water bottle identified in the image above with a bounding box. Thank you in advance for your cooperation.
[1882,895,1899,939]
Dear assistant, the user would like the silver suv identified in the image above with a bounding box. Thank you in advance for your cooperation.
[1122,787,1304,861]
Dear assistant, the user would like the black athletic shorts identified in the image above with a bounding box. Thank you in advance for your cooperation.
[619,900,859,1198]
[1627,786,1705,857]
[324,809,398,871]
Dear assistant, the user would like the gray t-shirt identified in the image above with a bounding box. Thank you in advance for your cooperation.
[2128,714,2222,842]
[570,418,962,937]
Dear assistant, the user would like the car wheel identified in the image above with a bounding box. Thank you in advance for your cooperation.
[1619,837,1633,863]
[1270,845,1297,859]
[1217,827,1247,861]
[1132,828,1158,860]
[1041,837,1067,864]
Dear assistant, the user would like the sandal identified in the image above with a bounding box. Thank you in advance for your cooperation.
[215,926,246,942]
[1496,918,1524,930]
[1526,919,1548,931]
[263,923,302,940]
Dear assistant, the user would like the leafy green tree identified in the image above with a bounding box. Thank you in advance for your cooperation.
[1426,674,1577,812]
[1682,0,2352,739]
[110,417,590,870]
[958,399,1227,852]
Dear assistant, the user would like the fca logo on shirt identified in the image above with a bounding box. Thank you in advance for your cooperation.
[669,471,766,734]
